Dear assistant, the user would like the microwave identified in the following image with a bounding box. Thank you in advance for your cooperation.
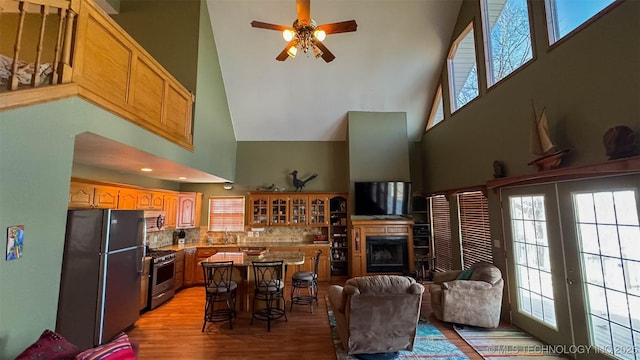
[144,211,166,232]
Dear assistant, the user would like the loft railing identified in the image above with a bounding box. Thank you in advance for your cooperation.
[0,0,194,150]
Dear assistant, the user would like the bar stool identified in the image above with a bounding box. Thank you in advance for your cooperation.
[201,261,237,331]
[251,260,287,331]
[290,249,322,312]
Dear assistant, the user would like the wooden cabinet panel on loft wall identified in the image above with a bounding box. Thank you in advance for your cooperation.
[71,0,194,150]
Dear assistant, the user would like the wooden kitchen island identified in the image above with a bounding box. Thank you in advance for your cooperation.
[199,251,305,312]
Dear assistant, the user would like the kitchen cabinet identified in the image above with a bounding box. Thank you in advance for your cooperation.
[300,246,330,282]
[69,182,119,209]
[136,191,164,210]
[248,195,269,225]
[247,192,337,227]
[289,195,308,225]
[194,247,217,284]
[270,195,289,225]
[308,194,329,225]
[163,193,178,228]
[117,188,138,209]
[174,249,185,290]
[177,192,202,228]
[183,247,197,287]
[289,194,329,226]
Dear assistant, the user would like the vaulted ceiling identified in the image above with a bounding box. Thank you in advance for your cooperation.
[73,0,462,182]
[207,0,462,141]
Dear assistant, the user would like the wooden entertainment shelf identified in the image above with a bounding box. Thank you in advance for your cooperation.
[349,217,415,277]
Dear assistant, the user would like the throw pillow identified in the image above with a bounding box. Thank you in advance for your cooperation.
[15,329,79,360]
[456,268,474,280]
[74,333,136,360]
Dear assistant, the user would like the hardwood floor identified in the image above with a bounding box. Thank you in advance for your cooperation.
[127,281,483,359]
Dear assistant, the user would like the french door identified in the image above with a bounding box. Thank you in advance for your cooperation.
[501,174,640,360]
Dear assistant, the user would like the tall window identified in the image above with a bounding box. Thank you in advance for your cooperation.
[426,85,444,130]
[208,196,245,232]
[448,23,479,112]
[481,0,533,86]
[431,195,453,271]
[458,191,493,269]
[545,0,617,44]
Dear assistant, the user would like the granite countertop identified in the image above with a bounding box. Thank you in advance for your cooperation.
[199,250,305,266]
[160,241,330,252]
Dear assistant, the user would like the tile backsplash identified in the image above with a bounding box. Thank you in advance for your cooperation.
[149,226,327,248]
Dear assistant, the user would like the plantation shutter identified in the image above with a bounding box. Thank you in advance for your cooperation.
[458,191,493,269]
[431,195,453,271]
[208,196,245,232]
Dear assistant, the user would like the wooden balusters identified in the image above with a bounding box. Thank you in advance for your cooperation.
[9,1,27,91]
[31,4,50,87]
[52,7,66,84]
[59,5,75,83]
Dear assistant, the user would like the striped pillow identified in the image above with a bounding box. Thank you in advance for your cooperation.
[74,333,135,360]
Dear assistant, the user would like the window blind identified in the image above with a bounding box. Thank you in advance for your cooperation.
[457,191,493,269]
[208,196,245,232]
[431,195,453,271]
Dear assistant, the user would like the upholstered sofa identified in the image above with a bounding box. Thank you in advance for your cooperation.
[429,262,504,328]
[328,275,425,356]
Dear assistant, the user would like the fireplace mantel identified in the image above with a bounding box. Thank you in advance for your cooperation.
[349,217,415,277]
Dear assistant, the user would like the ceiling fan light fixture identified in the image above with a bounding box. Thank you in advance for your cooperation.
[313,29,326,41]
[282,29,295,42]
[287,45,297,58]
[312,45,323,58]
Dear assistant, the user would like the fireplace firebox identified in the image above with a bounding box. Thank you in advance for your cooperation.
[366,236,409,273]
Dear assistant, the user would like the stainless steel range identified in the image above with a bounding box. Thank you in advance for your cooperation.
[147,249,176,310]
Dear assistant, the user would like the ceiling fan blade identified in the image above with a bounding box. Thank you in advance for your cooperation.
[312,39,335,63]
[276,40,298,61]
[317,20,358,34]
[296,0,311,25]
[251,21,290,32]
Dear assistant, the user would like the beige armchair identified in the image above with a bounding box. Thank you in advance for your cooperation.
[429,262,503,328]
[327,275,425,356]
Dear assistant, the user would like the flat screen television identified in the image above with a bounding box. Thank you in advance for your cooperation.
[354,181,411,216]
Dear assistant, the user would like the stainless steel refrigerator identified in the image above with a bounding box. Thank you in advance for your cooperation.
[57,209,145,350]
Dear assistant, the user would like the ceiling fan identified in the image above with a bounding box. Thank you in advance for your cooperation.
[251,0,357,63]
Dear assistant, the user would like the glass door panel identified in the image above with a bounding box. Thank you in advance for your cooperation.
[501,185,573,347]
[558,175,640,360]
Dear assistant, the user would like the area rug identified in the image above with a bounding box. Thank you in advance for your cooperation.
[326,297,468,360]
[453,325,567,359]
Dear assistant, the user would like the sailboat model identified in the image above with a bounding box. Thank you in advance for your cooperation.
[528,102,569,171]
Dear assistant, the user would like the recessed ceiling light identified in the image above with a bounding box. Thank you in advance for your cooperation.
[140,168,153,172]
[178,177,187,180]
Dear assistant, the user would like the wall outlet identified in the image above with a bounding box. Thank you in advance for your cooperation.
[493,239,501,248]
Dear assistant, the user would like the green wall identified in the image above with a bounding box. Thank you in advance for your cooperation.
[421,0,640,192]
[348,111,411,182]
[235,141,349,193]
[111,0,200,92]
[0,2,234,356]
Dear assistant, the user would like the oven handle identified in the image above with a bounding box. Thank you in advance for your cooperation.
[157,259,175,267]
